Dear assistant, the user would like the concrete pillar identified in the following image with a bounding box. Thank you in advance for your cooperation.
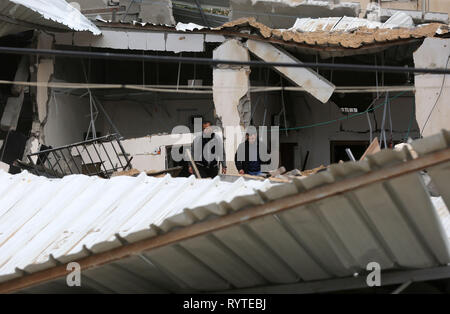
[36,32,55,143]
[213,39,251,174]
[413,38,450,137]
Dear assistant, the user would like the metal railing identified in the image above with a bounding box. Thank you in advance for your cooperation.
[26,134,132,179]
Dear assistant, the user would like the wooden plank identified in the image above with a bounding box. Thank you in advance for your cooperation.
[185,148,201,178]
[360,137,381,161]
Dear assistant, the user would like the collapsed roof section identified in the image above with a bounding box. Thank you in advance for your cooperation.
[0,0,101,38]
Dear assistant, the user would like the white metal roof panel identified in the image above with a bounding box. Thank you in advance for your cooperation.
[0,172,272,281]
[0,0,101,38]
[1,131,450,293]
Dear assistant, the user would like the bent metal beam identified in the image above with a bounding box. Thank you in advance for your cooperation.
[246,39,335,103]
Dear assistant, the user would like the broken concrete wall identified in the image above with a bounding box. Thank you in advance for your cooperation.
[43,93,92,147]
[213,39,251,174]
[140,0,175,25]
[120,134,194,172]
[414,38,450,138]
[230,0,361,29]
[11,31,57,163]
[33,32,92,148]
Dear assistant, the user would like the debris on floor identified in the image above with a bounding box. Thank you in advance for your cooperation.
[112,166,183,178]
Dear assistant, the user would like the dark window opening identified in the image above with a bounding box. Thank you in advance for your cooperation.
[280,142,297,171]
[330,141,369,164]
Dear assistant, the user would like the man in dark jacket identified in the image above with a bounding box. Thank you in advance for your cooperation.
[188,121,227,178]
[234,130,265,176]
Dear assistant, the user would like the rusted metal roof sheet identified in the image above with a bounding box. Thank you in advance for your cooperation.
[0,0,101,38]
[1,131,450,293]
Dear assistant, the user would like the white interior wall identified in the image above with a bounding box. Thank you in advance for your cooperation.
[98,95,215,138]
[94,95,215,171]
[43,93,91,147]
[120,133,194,171]
[73,133,194,172]
[251,92,418,170]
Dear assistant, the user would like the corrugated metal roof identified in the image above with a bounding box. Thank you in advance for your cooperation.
[0,173,272,283]
[1,131,450,293]
[0,0,101,38]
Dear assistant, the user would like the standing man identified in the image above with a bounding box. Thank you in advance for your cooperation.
[189,120,227,178]
[234,130,265,176]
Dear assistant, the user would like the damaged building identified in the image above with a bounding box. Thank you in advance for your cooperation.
[0,0,450,294]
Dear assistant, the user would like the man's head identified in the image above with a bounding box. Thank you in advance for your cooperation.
[246,129,257,144]
[202,121,212,136]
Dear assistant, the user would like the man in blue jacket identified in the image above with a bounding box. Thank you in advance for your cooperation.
[234,130,265,176]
